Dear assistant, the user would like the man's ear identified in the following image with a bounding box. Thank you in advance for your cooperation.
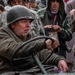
[11,22,16,28]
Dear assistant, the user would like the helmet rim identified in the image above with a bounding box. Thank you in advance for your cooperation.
[7,5,34,25]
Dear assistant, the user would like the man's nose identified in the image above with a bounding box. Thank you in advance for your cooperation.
[26,21,30,27]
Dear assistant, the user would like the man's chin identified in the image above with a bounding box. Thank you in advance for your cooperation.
[22,33,28,37]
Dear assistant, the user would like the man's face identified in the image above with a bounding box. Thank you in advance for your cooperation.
[10,0,23,6]
[50,0,60,12]
[23,1,29,8]
[29,2,38,8]
[11,19,31,38]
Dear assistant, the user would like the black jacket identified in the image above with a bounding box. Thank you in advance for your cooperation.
[38,0,72,58]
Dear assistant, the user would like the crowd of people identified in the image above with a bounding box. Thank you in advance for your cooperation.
[0,0,75,74]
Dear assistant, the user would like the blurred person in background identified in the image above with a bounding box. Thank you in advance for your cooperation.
[0,4,4,14]
[0,0,5,27]
[37,0,72,58]
[0,0,5,6]
[38,0,46,8]
[23,0,30,8]
[29,0,41,11]
[65,0,75,14]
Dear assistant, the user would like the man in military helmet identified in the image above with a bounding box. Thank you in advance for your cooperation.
[0,0,45,36]
[0,5,68,74]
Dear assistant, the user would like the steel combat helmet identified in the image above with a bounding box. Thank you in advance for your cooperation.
[7,5,34,25]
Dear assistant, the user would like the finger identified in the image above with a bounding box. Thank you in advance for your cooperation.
[59,65,63,72]
[52,42,59,48]
[59,65,68,73]
[63,66,68,72]
[48,46,54,51]
[50,48,54,52]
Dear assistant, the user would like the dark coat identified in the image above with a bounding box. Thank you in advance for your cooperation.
[38,0,72,58]
[0,25,65,73]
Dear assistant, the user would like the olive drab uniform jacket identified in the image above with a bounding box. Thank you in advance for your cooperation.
[0,25,66,72]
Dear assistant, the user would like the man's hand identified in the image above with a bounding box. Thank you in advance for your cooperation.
[44,25,53,29]
[45,38,59,51]
[70,9,75,16]
[44,25,62,32]
[52,25,62,32]
[58,60,68,72]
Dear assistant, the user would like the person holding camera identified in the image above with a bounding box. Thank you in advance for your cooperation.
[38,0,72,58]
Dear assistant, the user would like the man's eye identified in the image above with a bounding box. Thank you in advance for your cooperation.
[21,20,26,23]
[23,20,26,22]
